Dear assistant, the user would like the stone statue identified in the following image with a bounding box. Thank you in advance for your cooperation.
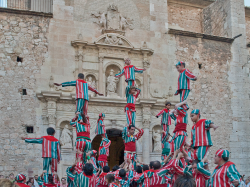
[87,76,96,97]
[107,69,119,97]
[49,75,54,91]
[91,11,107,29]
[153,130,162,152]
[120,14,129,30]
[60,125,73,149]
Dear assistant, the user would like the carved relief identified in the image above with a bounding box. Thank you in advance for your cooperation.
[49,75,54,91]
[96,33,133,48]
[60,125,73,149]
[153,129,162,152]
[47,114,56,124]
[91,4,134,33]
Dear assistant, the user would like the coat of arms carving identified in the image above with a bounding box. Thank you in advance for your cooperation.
[91,4,134,34]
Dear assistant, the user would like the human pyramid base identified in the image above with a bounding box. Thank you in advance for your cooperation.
[15,59,242,187]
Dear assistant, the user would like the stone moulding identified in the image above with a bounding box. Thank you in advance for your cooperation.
[0,7,53,17]
[167,0,215,8]
[168,28,234,43]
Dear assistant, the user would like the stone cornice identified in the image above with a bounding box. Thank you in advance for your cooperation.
[168,28,234,43]
[168,0,215,8]
[36,91,175,109]
[0,7,53,17]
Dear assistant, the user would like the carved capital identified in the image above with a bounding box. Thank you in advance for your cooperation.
[47,114,56,125]
[47,100,57,109]
[143,118,151,129]
[99,56,104,63]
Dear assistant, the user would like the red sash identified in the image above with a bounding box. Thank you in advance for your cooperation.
[173,123,187,133]
[192,119,206,130]
[77,132,90,138]
[124,65,134,69]
[215,161,234,170]
[42,136,59,142]
[98,155,108,162]
[150,184,166,187]
[124,103,135,111]
[77,79,87,83]
[16,183,30,187]
[125,141,136,152]
[43,183,57,187]
[163,109,170,113]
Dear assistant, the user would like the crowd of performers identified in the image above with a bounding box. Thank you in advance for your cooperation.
[15,59,243,187]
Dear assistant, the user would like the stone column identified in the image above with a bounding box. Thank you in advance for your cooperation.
[142,104,151,163]
[142,52,150,98]
[98,56,104,94]
[46,98,57,128]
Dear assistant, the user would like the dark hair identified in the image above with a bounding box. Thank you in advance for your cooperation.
[165,102,171,106]
[149,161,154,169]
[78,73,84,79]
[173,174,195,187]
[135,166,142,174]
[128,126,135,130]
[181,63,186,68]
[153,161,161,170]
[192,159,200,165]
[47,127,55,135]
[129,86,136,91]
[119,169,127,180]
[48,174,54,184]
[103,166,110,173]
[222,157,229,162]
[26,181,32,185]
[61,177,66,181]
[112,165,120,172]
[9,173,14,177]
[83,163,93,176]
[105,174,114,184]
[143,165,149,171]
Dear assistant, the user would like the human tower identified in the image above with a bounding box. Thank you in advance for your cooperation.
[16,59,242,187]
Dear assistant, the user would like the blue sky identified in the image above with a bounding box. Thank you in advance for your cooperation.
[246,0,250,6]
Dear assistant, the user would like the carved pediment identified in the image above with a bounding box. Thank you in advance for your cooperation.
[95,33,134,48]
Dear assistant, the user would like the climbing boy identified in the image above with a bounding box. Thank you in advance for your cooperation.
[21,127,61,184]
[190,109,218,161]
[175,61,197,110]
[115,58,146,87]
[125,86,141,127]
[156,102,172,133]
[54,73,103,117]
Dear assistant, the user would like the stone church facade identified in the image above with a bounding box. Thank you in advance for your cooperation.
[0,0,250,177]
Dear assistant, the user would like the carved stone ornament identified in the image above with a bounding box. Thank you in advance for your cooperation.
[91,4,134,34]
[47,114,56,124]
[143,118,151,128]
[95,33,133,48]
[60,125,73,149]
[153,130,162,152]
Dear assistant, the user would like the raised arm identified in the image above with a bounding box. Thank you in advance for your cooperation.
[61,81,76,87]
[156,109,164,118]
[134,127,144,140]
[57,142,61,163]
[22,137,43,144]
[103,138,111,149]
[122,126,128,140]
[115,68,125,78]
[135,88,141,99]
[66,165,76,181]
[197,162,211,180]
[88,84,103,96]
[185,69,197,81]
[170,112,177,121]
[134,66,145,73]
[226,164,241,185]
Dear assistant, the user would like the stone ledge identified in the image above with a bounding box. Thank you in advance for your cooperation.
[168,28,234,43]
[168,0,215,8]
[0,7,53,18]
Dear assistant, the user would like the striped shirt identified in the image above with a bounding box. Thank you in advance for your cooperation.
[156,109,171,125]
[161,132,170,153]
[70,118,90,138]
[99,138,111,156]
[191,119,213,148]
[125,87,141,104]
[66,166,76,187]
[95,119,106,135]
[122,127,144,152]
[25,136,61,160]
[115,65,144,81]
[96,172,109,186]
[194,162,210,187]
[211,161,241,187]
[73,172,96,187]
[137,170,170,187]
[170,112,188,138]
[62,79,99,100]
[176,69,197,91]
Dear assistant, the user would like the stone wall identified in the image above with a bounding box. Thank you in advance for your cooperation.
[246,16,250,44]
[0,12,50,175]
[168,2,203,33]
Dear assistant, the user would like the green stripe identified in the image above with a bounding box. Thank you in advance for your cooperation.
[77,136,91,141]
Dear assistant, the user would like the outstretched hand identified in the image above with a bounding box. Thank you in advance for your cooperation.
[98,93,104,96]
[21,137,26,140]
[54,83,61,86]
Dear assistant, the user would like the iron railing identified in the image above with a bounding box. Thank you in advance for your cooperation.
[0,0,53,13]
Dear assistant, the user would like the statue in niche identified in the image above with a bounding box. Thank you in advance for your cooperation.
[107,69,119,97]
[86,76,96,97]
[153,130,162,152]
[60,125,72,149]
